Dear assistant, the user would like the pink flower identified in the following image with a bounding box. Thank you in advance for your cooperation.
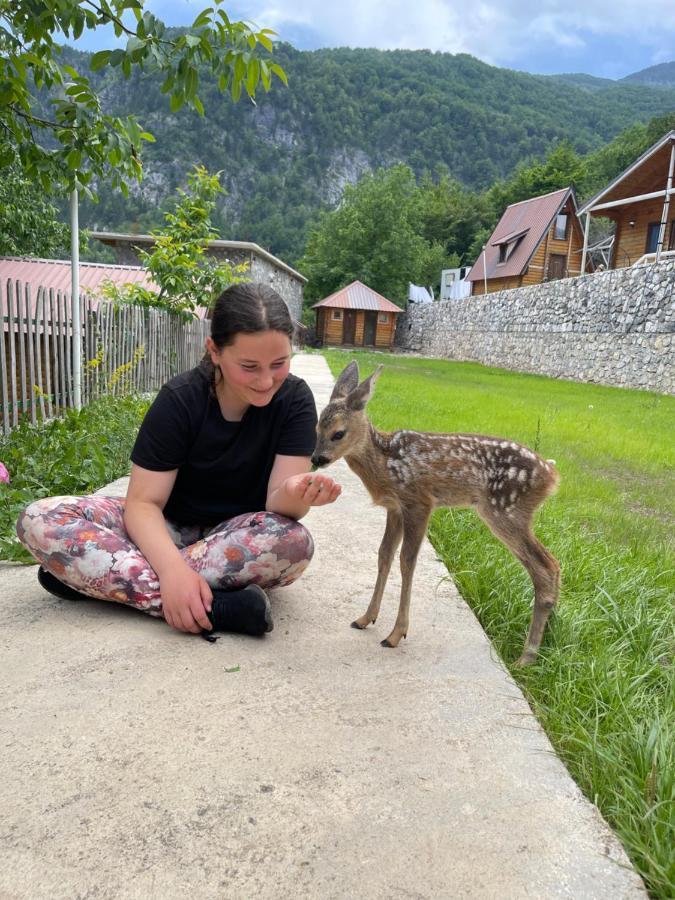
[0,462,10,484]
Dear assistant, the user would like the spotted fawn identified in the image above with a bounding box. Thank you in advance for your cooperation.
[311,362,561,666]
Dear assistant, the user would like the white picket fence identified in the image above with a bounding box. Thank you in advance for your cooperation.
[1,278,210,434]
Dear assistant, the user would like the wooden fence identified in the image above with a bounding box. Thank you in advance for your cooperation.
[1,278,210,434]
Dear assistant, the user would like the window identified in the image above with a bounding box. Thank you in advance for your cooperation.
[646,222,661,254]
[332,309,342,320]
[497,234,525,264]
[554,214,568,241]
[646,220,675,253]
[378,313,389,323]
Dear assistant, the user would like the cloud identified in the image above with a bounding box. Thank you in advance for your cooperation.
[67,0,675,78]
[216,0,675,74]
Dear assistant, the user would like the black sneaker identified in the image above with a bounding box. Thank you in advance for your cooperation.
[202,584,274,642]
[37,566,93,602]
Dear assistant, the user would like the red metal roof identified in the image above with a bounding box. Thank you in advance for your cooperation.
[467,188,575,282]
[0,256,157,302]
[311,280,403,313]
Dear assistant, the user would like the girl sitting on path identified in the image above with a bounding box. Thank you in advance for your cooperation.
[16,283,340,639]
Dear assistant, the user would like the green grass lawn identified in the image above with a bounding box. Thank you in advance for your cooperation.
[321,348,674,898]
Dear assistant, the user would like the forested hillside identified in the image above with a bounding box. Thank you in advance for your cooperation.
[621,62,675,88]
[70,42,675,264]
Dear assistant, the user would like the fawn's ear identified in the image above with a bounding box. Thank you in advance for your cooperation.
[346,365,383,411]
[330,361,360,401]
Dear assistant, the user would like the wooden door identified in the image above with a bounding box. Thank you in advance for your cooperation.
[547,254,567,280]
[343,309,356,344]
[363,312,377,345]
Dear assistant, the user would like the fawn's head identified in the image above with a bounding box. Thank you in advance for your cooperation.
[311,362,383,468]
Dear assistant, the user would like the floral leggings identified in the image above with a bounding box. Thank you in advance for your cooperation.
[16,495,314,618]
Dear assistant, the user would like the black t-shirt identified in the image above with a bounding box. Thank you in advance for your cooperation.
[130,366,318,525]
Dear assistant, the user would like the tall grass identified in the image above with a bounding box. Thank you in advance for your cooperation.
[322,349,674,898]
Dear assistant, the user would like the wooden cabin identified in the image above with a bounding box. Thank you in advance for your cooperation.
[467,187,587,295]
[578,131,675,269]
[312,280,403,349]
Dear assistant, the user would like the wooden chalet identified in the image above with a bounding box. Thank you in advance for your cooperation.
[467,187,587,295]
[578,130,675,269]
[311,280,402,349]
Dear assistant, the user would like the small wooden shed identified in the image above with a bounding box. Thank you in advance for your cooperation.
[467,187,587,295]
[577,130,675,269]
[311,281,403,349]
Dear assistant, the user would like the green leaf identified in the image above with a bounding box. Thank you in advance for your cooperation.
[66,149,82,169]
[170,91,185,113]
[0,145,15,167]
[270,63,288,86]
[191,8,214,28]
[126,35,147,55]
[246,59,259,95]
[185,65,198,100]
[90,50,111,72]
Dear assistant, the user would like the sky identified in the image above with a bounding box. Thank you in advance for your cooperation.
[70,0,675,80]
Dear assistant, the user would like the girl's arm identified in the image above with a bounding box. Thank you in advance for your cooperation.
[124,463,213,634]
[266,455,341,520]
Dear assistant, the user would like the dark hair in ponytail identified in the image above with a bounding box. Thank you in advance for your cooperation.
[200,282,294,390]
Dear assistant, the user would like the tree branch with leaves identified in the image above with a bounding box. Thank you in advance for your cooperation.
[100,165,249,316]
[0,0,287,197]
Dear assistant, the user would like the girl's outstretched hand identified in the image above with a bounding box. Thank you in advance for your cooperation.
[285,472,342,507]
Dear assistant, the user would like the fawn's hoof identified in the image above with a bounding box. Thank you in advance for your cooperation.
[515,650,538,667]
[351,620,367,630]
[381,632,406,648]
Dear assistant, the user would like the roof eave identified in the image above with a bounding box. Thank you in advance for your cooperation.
[89,231,308,284]
[578,131,675,216]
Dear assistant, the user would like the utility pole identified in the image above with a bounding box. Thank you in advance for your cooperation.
[70,189,82,411]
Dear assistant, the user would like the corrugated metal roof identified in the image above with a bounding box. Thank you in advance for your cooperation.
[311,280,403,313]
[467,188,574,282]
[0,256,158,302]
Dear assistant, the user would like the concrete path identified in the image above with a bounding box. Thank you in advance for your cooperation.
[0,353,644,899]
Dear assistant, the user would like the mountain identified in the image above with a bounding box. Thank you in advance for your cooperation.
[621,62,675,88]
[70,44,675,265]
[546,73,616,91]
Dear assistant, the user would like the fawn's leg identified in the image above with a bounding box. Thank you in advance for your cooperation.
[352,507,403,631]
[381,508,430,648]
[479,507,560,666]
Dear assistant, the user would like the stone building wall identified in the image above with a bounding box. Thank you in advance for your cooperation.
[206,248,304,323]
[396,261,675,394]
[101,238,305,323]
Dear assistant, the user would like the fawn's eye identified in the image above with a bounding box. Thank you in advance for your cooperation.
[331,430,345,442]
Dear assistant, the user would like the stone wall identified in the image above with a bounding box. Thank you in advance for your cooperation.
[396,261,675,394]
[206,248,304,323]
